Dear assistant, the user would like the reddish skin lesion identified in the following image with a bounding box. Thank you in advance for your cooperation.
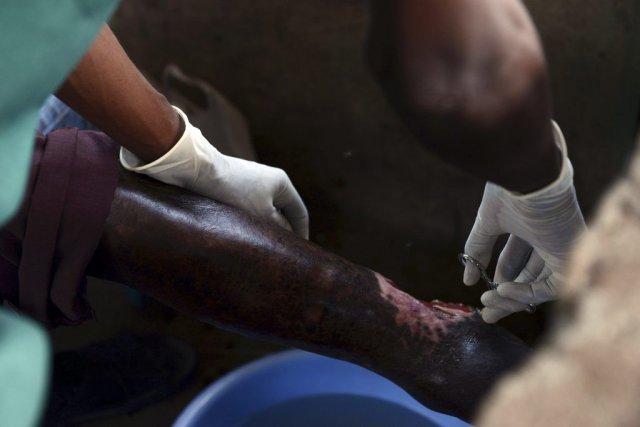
[425,301,475,314]
[376,272,475,342]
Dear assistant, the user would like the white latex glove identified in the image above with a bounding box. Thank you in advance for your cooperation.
[120,106,309,238]
[463,121,586,323]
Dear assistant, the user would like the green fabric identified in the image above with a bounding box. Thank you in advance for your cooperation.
[0,0,119,226]
[0,2,119,425]
[0,309,50,427]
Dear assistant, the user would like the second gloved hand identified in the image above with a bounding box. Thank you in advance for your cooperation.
[463,121,586,323]
[120,106,309,238]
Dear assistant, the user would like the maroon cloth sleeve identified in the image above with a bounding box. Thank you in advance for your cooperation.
[0,129,119,326]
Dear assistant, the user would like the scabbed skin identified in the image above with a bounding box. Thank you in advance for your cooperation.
[89,171,530,421]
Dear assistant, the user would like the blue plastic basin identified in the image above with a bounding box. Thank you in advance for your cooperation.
[174,350,470,427]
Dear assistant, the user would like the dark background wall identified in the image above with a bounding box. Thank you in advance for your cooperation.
[109,0,640,339]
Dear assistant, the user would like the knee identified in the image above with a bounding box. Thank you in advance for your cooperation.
[402,43,549,134]
[367,27,550,136]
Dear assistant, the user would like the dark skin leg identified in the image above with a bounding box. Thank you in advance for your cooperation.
[88,171,530,421]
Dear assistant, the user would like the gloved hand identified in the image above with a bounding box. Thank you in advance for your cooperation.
[120,106,309,238]
[463,121,586,323]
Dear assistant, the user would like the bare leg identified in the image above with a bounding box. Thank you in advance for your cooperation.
[88,172,529,421]
[366,0,560,193]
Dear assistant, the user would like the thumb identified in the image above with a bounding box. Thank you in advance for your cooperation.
[463,216,498,286]
[273,172,309,239]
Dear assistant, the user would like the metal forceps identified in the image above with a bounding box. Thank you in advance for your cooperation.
[458,253,536,314]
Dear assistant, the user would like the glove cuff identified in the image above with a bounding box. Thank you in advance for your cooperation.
[120,106,193,171]
[119,106,224,186]
[506,120,573,202]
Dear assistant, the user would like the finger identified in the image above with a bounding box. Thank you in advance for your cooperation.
[480,290,530,313]
[270,210,293,233]
[497,270,557,305]
[494,235,533,283]
[481,307,511,324]
[273,176,309,239]
[463,219,499,286]
[512,250,545,284]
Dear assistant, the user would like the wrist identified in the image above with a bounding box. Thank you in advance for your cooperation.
[152,101,185,160]
[494,120,564,195]
[505,121,572,199]
[120,106,223,188]
[112,91,185,164]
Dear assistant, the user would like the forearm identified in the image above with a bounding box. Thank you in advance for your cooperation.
[367,0,561,193]
[56,25,182,163]
[88,171,530,421]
